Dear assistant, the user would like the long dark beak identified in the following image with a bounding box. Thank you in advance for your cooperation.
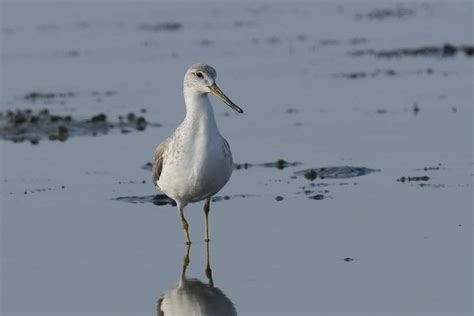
[209,84,243,113]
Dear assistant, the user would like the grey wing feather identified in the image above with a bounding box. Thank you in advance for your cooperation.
[152,138,170,186]
[223,138,233,163]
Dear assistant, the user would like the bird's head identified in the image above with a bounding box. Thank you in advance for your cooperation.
[184,63,243,113]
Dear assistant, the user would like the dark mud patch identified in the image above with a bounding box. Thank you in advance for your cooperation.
[375,109,388,114]
[416,183,467,189]
[117,180,147,185]
[315,37,368,47]
[297,190,329,200]
[309,194,326,200]
[412,103,420,116]
[251,35,367,47]
[416,167,441,172]
[295,166,380,181]
[12,185,67,195]
[417,183,444,188]
[355,6,415,20]
[5,50,83,60]
[300,182,358,188]
[275,193,327,201]
[234,160,302,170]
[0,109,160,144]
[296,182,355,200]
[18,90,118,106]
[141,159,302,172]
[343,257,356,263]
[285,108,300,114]
[396,175,430,183]
[349,44,474,58]
[333,68,440,80]
[141,162,154,171]
[25,91,77,101]
[114,194,175,206]
[414,163,445,172]
[139,22,182,32]
[113,193,256,206]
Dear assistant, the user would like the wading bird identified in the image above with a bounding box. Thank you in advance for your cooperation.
[152,64,243,244]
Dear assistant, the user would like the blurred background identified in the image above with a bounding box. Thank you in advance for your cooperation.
[1,1,472,315]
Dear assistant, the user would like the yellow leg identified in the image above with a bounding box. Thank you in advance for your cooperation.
[179,206,191,245]
[203,198,211,242]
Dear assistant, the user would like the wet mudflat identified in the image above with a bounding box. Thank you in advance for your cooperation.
[0,108,156,143]
[1,1,472,315]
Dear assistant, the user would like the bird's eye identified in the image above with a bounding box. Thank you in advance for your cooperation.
[196,72,203,78]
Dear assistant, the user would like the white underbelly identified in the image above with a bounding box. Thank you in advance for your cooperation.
[157,139,233,205]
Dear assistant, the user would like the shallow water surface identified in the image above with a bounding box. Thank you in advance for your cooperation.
[1,1,472,315]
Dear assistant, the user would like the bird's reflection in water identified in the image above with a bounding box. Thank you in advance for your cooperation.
[158,242,237,316]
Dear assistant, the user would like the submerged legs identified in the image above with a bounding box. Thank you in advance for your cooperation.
[176,198,212,244]
[203,198,211,242]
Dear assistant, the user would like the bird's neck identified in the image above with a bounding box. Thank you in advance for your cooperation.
[183,90,219,135]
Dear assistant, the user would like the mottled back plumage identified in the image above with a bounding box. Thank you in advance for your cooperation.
[152,137,170,186]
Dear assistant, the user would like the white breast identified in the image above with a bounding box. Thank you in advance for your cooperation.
[157,101,233,206]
